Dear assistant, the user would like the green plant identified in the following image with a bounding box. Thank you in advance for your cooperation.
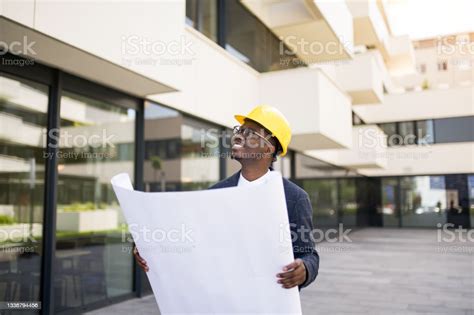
[150,155,162,170]
[421,79,430,90]
[0,215,15,225]
[61,202,97,212]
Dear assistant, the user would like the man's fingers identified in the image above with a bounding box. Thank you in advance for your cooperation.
[279,275,299,288]
[279,275,298,285]
[137,261,149,272]
[282,282,298,289]
[277,270,295,279]
[283,259,302,272]
[133,247,150,272]
[277,264,303,278]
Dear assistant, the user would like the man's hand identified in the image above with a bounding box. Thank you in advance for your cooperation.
[276,258,306,289]
[133,246,149,272]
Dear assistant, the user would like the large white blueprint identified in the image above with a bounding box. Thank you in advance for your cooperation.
[111,171,301,314]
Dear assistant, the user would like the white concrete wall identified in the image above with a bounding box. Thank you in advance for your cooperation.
[259,67,353,150]
[407,44,474,89]
[315,0,354,56]
[346,0,389,45]
[335,51,384,104]
[305,125,388,169]
[32,0,186,91]
[150,27,260,128]
[356,142,474,176]
[353,86,474,123]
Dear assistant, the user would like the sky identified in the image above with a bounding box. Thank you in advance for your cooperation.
[384,0,474,40]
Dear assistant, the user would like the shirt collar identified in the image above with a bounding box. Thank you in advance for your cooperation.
[237,169,271,187]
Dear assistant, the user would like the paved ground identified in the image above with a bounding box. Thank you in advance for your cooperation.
[86,228,474,315]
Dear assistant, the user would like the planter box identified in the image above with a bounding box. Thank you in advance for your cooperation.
[57,209,118,232]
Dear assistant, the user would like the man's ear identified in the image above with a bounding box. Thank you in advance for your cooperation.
[265,143,275,155]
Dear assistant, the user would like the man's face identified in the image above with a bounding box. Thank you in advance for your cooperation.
[231,120,275,161]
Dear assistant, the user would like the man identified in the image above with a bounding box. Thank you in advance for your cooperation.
[134,105,319,289]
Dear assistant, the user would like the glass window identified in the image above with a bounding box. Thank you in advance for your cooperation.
[400,176,447,227]
[300,179,338,227]
[55,91,135,311]
[185,0,218,42]
[416,120,435,144]
[225,0,303,72]
[340,179,357,227]
[223,128,241,177]
[180,117,220,190]
[468,175,474,228]
[379,123,399,146]
[0,74,47,305]
[381,178,399,227]
[144,102,220,193]
[433,116,474,143]
[398,121,416,145]
[185,0,198,27]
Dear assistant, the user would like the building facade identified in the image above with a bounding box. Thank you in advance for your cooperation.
[0,0,473,313]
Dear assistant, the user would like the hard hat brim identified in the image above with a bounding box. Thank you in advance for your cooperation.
[233,114,287,157]
[234,114,246,125]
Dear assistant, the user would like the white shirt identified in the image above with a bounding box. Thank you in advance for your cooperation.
[237,169,272,187]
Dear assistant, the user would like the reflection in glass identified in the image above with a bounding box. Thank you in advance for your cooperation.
[144,102,220,192]
[301,179,338,227]
[54,91,135,311]
[416,120,434,144]
[225,0,303,72]
[379,123,398,146]
[0,74,47,308]
[340,179,357,226]
[468,175,474,228]
[382,178,399,227]
[400,176,447,227]
[398,121,416,145]
[185,0,218,42]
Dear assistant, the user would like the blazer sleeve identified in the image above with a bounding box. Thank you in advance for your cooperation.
[293,193,320,289]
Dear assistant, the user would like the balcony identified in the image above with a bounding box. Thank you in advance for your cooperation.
[353,85,474,123]
[347,0,389,47]
[356,142,474,176]
[304,125,387,169]
[241,0,353,64]
[259,67,352,150]
[385,35,417,76]
[0,112,44,147]
[334,51,384,104]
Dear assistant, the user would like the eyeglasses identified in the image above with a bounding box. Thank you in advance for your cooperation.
[232,125,275,147]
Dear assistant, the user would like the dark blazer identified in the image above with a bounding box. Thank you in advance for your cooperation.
[209,170,319,289]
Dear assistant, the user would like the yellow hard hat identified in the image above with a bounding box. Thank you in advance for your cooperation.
[234,105,291,156]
